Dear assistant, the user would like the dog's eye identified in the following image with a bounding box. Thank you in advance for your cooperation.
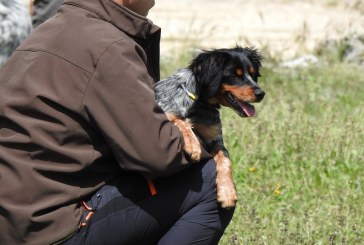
[236,68,243,76]
[249,67,255,75]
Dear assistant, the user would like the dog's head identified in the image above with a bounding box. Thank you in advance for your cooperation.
[189,46,265,117]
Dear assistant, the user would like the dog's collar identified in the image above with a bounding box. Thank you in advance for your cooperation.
[180,83,197,101]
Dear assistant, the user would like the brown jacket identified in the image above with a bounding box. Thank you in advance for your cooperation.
[0,0,207,244]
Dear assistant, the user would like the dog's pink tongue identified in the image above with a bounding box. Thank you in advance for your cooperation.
[239,102,256,117]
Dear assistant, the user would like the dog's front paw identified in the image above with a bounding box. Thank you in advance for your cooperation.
[216,178,238,209]
[183,132,201,162]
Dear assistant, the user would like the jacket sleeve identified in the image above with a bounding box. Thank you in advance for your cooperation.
[81,39,210,177]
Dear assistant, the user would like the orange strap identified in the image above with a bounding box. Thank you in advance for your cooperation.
[81,201,93,211]
[80,201,94,227]
[147,179,157,196]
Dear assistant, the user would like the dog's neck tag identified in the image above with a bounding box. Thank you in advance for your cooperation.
[187,91,197,101]
[181,83,197,101]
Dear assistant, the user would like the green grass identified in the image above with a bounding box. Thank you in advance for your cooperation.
[160,50,364,244]
[221,63,364,245]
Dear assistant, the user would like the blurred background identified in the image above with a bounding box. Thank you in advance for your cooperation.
[149,0,364,61]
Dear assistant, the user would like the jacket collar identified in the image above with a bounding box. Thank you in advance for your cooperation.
[63,0,160,39]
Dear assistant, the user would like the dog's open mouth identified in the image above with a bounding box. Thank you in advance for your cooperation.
[226,93,256,117]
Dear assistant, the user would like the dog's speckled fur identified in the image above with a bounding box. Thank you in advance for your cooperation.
[0,0,32,67]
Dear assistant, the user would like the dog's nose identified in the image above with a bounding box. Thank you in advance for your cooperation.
[255,89,265,102]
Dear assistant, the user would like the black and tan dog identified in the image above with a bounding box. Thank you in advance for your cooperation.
[155,46,265,208]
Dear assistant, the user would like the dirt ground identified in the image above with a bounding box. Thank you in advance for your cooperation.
[149,0,364,59]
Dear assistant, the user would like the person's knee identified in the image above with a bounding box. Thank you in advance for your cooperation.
[182,159,236,239]
[200,159,235,230]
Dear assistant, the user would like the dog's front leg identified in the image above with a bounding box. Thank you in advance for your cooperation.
[213,147,238,208]
[193,123,238,208]
[166,113,201,162]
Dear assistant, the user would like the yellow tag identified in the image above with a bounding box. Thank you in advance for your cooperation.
[187,91,196,100]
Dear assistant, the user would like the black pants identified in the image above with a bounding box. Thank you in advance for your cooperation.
[63,159,235,245]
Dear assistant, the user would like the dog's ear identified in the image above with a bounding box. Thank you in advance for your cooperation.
[189,50,227,100]
[244,47,263,78]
